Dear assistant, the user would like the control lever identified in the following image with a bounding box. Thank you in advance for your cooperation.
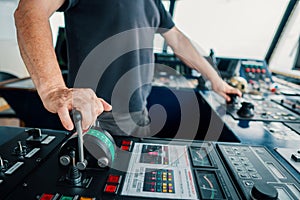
[0,156,8,171]
[59,110,116,169]
[13,141,27,156]
[71,110,88,170]
[66,150,82,185]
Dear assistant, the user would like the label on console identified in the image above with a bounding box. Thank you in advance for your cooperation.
[5,162,24,175]
[121,143,197,199]
[25,148,40,158]
[41,136,55,144]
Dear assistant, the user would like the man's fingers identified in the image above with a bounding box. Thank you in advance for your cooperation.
[58,107,74,130]
[99,98,112,111]
[228,87,242,97]
[222,93,231,102]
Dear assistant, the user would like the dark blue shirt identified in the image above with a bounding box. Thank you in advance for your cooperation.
[59,0,174,113]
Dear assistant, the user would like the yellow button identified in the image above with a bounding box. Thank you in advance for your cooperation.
[80,197,94,200]
[163,190,167,193]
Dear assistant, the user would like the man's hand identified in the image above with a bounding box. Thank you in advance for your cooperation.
[210,77,242,102]
[41,87,112,131]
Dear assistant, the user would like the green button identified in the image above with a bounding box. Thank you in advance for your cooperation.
[60,196,73,200]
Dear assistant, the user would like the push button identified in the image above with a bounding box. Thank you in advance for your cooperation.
[120,140,132,151]
[104,184,119,194]
[243,180,254,187]
[291,153,300,162]
[39,193,54,200]
[79,197,96,200]
[121,145,130,151]
[121,140,132,146]
[107,174,122,184]
[60,196,73,200]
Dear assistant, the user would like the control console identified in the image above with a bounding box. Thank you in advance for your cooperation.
[0,128,69,200]
[1,128,299,200]
[226,94,300,123]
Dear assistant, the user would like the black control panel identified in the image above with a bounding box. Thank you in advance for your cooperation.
[0,128,69,200]
[238,59,273,85]
[216,58,273,83]
[1,128,299,200]
[218,144,300,200]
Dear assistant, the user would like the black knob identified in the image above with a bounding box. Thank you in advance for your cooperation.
[280,99,284,104]
[33,128,42,139]
[237,102,255,118]
[251,182,278,200]
[227,94,239,104]
[26,128,42,139]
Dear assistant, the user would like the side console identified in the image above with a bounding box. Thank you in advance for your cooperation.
[0,127,69,200]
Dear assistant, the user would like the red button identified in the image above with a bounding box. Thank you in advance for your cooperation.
[261,69,266,74]
[245,68,251,73]
[121,140,132,146]
[107,175,121,184]
[121,145,130,151]
[251,68,256,73]
[104,184,118,193]
[256,69,261,73]
[270,88,276,92]
[39,194,54,200]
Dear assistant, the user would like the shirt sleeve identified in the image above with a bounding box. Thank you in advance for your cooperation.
[156,0,175,33]
[57,0,79,12]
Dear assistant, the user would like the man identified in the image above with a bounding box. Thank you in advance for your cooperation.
[14,0,241,136]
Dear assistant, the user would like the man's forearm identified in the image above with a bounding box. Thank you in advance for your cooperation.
[164,27,220,82]
[14,4,66,100]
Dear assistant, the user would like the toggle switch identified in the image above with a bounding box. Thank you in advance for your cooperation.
[13,141,27,156]
[0,156,8,171]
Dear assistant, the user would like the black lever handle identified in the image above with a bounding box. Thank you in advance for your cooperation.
[71,109,82,124]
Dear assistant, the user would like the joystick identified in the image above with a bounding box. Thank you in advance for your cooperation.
[66,151,82,185]
[59,110,116,169]
[250,182,278,200]
[227,94,239,104]
[237,102,255,118]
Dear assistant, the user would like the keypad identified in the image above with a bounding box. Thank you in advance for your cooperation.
[143,169,175,193]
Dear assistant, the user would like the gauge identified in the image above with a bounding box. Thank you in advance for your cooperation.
[196,170,225,199]
[190,147,213,167]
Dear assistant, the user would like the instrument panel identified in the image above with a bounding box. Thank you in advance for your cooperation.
[0,128,299,200]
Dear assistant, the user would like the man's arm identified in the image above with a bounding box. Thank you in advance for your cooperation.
[162,27,241,101]
[14,0,111,130]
